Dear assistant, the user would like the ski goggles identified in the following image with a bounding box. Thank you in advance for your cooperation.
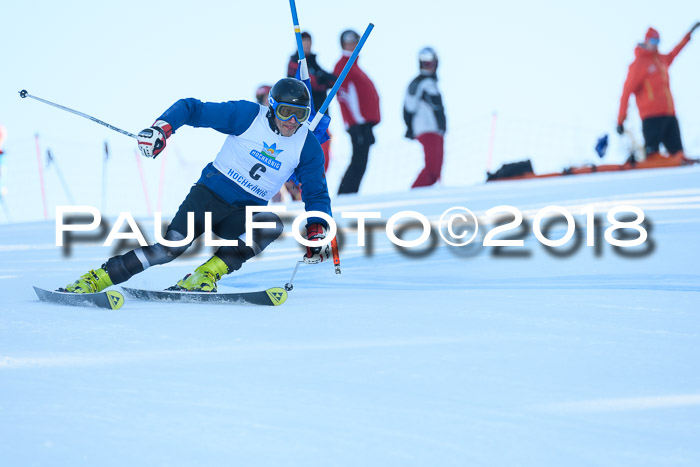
[268,96,311,123]
[648,37,660,46]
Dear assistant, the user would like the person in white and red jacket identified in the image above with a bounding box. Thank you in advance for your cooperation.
[333,29,381,195]
[404,47,446,188]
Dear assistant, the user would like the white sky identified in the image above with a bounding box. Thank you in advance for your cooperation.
[1,0,699,222]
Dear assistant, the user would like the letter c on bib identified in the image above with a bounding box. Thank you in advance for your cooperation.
[249,163,267,180]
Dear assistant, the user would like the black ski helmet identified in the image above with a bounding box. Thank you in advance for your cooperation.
[269,78,310,108]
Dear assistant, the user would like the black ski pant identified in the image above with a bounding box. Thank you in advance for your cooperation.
[104,184,283,285]
[338,123,376,195]
[642,115,683,155]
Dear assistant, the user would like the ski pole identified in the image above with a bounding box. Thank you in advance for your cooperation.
[288,0,309,81]
[46,149,76,205]
[486,112,497,173]
[308,23,374,131]
[331,237,341,274]
[285,260,304,291]
[0,193,12,224]
[19,90,138,139]
[34,134,48,220]
[102,141,109,213]
[284,240,340,290]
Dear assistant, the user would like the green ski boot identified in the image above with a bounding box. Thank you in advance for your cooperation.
[64,266,113,293]
[173,256,229,292]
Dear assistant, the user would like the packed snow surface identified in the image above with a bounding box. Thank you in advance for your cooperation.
[1,166,700,466]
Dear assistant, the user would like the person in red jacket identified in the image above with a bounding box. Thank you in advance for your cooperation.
[617,23,699,162]
[334,29,381,195]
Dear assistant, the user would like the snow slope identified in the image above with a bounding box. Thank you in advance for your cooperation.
[1,166,700,466]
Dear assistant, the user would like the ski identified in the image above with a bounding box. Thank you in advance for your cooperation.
[33,286,125,310]
[120,287,288,306]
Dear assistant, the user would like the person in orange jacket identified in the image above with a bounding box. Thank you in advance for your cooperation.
[617,22,699,163]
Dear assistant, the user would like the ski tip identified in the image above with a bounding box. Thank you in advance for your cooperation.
[266,287,288,306]
[32,286,125,310]
[105,290,125,310]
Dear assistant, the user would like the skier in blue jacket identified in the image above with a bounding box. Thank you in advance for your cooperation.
[64,78,332,293]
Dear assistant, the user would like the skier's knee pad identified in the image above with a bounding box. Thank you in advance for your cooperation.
[104,230,191,284]
[245,212,284,253]
[143,230,190,266]
[214,212,284,273]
